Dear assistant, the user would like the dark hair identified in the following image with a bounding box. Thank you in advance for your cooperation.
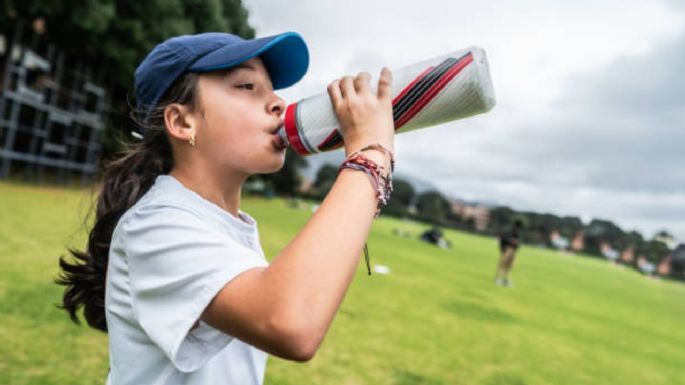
[55,72,200,332]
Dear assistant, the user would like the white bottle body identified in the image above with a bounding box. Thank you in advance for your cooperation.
[279,46,496,155]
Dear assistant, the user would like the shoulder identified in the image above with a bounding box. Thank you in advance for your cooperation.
[121,199,211,236]
[119,176,209,228]
[110,180,211,243]
[116,200,252,265]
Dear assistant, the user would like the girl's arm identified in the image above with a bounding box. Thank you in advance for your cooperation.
[201,69,395,361]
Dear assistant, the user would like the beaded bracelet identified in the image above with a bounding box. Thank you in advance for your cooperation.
[346,143,395,173]
[338,144,395,275]
[339,153,393,214]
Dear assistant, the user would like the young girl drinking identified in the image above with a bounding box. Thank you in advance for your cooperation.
[56,31,395,385]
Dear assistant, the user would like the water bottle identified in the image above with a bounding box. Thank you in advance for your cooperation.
[278,46,496,155]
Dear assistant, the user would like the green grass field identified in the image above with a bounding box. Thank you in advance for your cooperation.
[1,180,684,385]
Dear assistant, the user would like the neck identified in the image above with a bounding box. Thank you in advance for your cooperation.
[169,164,248,219]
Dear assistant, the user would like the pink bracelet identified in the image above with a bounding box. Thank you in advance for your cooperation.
[339,152,394,216]
[346,143,395,173]
[338,145,395,276]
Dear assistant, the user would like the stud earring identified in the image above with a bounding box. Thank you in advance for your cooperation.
[189,135,196,147]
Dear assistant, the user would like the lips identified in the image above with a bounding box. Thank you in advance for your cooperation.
[268,120,286,150]
[271,131,287,151]
[270,120,284,135]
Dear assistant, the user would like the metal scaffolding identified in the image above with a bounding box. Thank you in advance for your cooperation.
[0,22,107,184]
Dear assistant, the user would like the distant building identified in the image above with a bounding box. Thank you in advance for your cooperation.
[549,229,570,250]
[637,255,656,275]
[654,231,677,250]
[657,255,672,276]
[659,244,685,279]
[672,244,685,263]
[620,247,635,264]
[449,199,490,231]
[298,178,313,195]
[600,241,619,262]
[243,178,266,194]
[570,231,585,252]
[0,21,107,184]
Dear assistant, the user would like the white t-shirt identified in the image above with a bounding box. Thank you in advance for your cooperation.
[105,175,269,385]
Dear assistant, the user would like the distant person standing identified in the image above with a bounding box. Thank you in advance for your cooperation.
[495,219,524,287]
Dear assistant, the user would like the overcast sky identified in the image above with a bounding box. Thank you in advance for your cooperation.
[243,0,685,243]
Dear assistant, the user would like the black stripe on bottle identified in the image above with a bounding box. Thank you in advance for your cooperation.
[392,56,460,122]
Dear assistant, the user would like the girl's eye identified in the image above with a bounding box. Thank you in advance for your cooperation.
[238,83,255,90]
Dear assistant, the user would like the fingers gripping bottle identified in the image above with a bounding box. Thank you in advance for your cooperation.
[278,46,496,155]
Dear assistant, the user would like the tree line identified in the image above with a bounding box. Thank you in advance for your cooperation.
[3,0,255,161]
[253,159,681,279]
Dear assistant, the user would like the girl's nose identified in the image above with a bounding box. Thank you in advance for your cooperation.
[269,95,286,116]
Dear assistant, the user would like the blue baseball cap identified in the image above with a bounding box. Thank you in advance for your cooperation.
[134,31,309,118]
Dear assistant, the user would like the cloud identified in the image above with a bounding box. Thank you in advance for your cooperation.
[244,0,685,241]
[398,31,685,239]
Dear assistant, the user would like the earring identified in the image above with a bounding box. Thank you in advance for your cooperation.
[189,135,196,147]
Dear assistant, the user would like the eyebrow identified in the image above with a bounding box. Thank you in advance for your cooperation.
[211,63,255,81]
[222,62,273,88]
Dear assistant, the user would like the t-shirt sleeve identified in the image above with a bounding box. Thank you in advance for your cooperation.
[123,203,267,373]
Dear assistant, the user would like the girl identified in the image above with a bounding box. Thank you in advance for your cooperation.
[56,31,395,385]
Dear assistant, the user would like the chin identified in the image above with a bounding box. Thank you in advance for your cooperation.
[264,163,284,174]
[259,156,286,174]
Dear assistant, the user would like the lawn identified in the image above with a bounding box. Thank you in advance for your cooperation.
[1,180,684,385]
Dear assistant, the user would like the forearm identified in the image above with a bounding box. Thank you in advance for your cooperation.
[263,164,381,341]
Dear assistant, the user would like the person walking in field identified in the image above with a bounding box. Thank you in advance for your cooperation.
[56,31,395,385]
[495,219,524,287]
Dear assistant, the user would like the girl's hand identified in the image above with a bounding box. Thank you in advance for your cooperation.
[327,68,395,155]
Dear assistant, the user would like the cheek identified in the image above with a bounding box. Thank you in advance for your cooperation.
[196,95,273,166]
[201,121,261,165]
[203,102,262,140]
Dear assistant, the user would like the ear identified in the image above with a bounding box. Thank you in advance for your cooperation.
[164,103,198,143]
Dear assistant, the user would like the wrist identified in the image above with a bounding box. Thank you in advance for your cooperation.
[344,138,394,157]
[338,148,394,218]
[344,143,394,176]
[353,151,386,170]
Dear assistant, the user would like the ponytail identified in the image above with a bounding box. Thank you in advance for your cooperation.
[55,73,200,332]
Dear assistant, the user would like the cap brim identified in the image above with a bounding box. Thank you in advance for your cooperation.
[189,32,309,90]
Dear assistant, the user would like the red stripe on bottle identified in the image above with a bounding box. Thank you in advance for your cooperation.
[395,53,473,129]
[392,66,435,106]
[284,102,309,155]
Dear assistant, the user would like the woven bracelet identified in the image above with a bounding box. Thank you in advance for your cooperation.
[346,143,395,173]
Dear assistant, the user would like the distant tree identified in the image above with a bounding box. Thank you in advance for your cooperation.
[415,190,450,225]
[464,217,476,231]
[383,178,415,217]
[584,219,626,257]
[521,212,560,246]
[445,206,465,229]
[655,230,674,239]
[642,239,670,264]
[253,149,308,197]
[3,0,255,160]
[670,245,685,280]
[488,206,515,235]
[617,230,645,256]
[312,164,338,199]
[3,0,254,88]
[219,0,255,38]
[558,216,584,239]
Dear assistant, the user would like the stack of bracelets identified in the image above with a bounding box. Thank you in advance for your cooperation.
[338,143,395,275]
